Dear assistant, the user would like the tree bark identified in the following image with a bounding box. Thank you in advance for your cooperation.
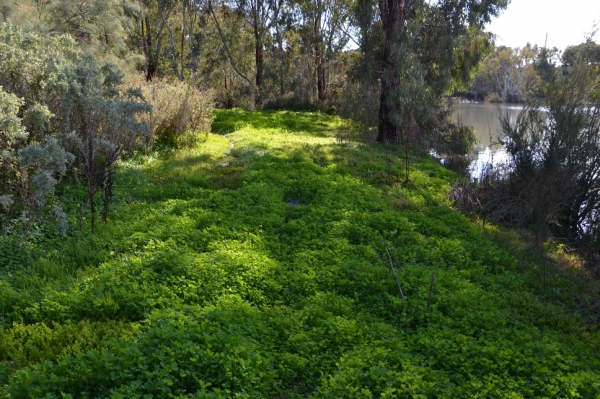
[316,47,326,101]
[144,16,157,81]
[377,0,411,142]
[142,3,175,82]
[181,3,186,81]
[314,10,326,102]
[253,13,263,105]
[144,15,158,82]
[276,24,285,97]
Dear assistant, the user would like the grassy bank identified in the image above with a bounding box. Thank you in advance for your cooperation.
[1,109,600,398]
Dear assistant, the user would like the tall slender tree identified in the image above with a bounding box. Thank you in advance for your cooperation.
[295,0,352,101]
[366,0,508,143]
[228,0,282,104]
[133,0,178,81]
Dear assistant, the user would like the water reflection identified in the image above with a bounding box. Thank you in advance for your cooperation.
[468,147,510,179]
[452,102,523,177]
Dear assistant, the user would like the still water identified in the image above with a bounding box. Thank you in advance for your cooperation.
[452,102,524,177]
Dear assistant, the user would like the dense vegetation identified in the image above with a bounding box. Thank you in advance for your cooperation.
[451,40,600,266]
[0,22,215,240]
[0,0,506,241]
[2,0,600,397]
[1,0,507,125]
[1,109,600,397]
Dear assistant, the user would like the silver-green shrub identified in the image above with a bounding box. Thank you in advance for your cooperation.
[0,87,72,240]
[0,23,151,236]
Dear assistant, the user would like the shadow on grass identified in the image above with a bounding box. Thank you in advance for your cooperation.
[307,141,600,324]
[3,118,600,397]
[211,109,342,138]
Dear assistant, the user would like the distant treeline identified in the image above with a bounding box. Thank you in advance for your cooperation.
[2,0,508,133]
[455,41,600,103]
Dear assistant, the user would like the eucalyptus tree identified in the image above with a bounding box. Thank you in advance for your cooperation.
[207,0,258,105]
[159,0,210,80]
[231,0,283,104]
[181,0,207,74]
[562,41,600,67]
[205,0,285,106]
[534,46,560,89]
[294,0,352,101]
[486,45,541,103]
[355,0,508,143]
[130,0,178,81]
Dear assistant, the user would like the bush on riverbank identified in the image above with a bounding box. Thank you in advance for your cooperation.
[451,55,600,268]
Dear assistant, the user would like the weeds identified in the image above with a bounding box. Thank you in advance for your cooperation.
[0,110,599,397]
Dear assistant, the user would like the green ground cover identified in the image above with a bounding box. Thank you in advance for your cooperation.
[1,109,600,398]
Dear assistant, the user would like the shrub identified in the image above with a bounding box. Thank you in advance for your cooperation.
[0,87,73,240]
[338,80,380,144]
[0,320,139,368]
[132,76,215,148]
[484,92,505,103]
[432,120,477,175]
[0,23,152,234]
[57,64,151,231]
[451,57,600,253]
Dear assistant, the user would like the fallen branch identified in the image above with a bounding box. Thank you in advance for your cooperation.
[384,241,405,300]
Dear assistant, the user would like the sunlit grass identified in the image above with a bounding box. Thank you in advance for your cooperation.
[1,109,599,398]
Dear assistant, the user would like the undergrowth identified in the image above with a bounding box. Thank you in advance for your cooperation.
[1,109,599,398]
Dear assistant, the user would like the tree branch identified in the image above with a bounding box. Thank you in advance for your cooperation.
[208,0,256,94]
[383,240,405,300]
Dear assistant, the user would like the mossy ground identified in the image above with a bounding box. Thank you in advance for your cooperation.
[1,109,599,398]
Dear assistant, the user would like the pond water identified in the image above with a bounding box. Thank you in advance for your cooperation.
[451,102,524,178]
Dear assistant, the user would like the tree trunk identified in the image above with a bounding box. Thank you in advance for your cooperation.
[314,9,326,102]
[378,89,399,143]
[144,16,157,81]
[180,6,186,81]
[275,19,285,97]
[377,0,410,142]
[253,22,263,105]
[317,49,326,101]
[102,168,115,222]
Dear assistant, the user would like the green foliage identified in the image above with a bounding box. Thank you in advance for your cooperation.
[56,61,151,228]
[452,54,600,251]
[432,119,477,175]
[1,110,600,397]
[355,0,507,143]
[0,85,72,240]
[3,0,142,71]
[0,25,79,239]
[461,43,560,102]
[562,41,600,67]
[0,24,79,123]
[0,320,139,368]
[0,23,151,235]
[132,76,215,149]
[434,121,476,156]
